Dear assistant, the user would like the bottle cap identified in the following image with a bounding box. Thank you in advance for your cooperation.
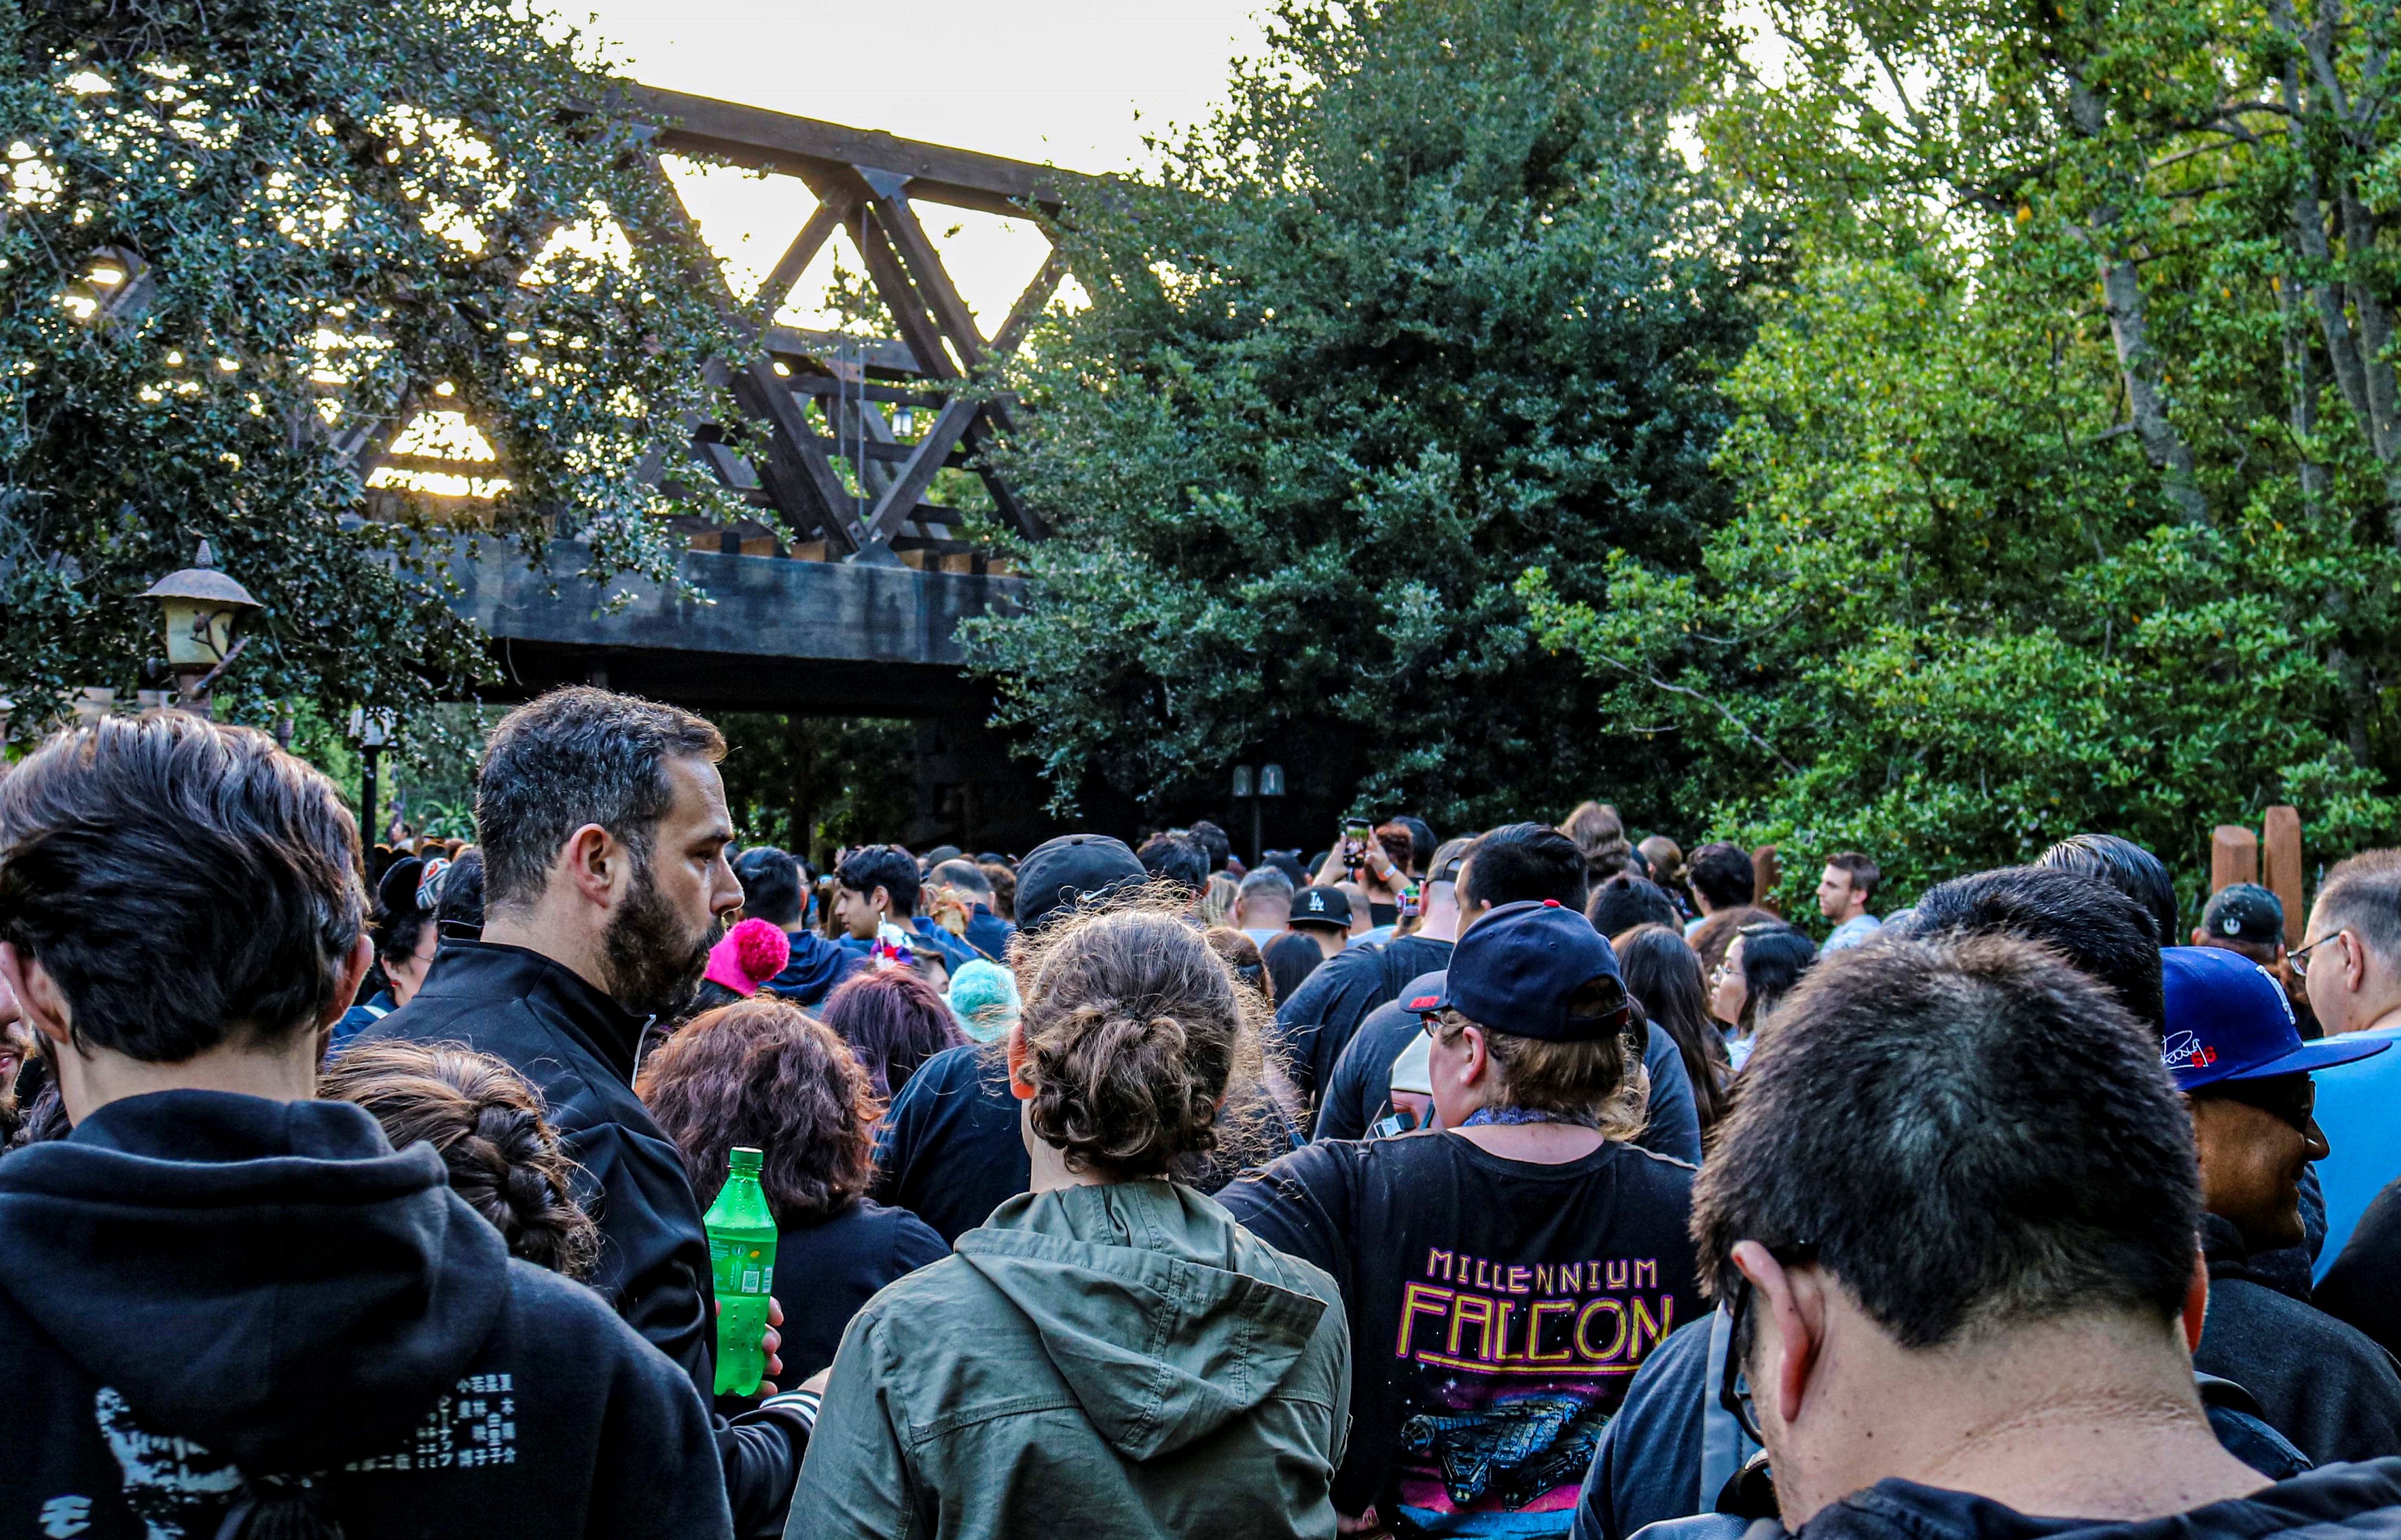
[729,1147,763,1174]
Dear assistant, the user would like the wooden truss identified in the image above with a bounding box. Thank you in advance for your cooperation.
[628,85,1079,565]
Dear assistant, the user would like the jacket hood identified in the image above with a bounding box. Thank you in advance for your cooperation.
[955,1180,1330,1461]
[0,1089,508,1474]
[2200,1210,2312,1303]
[1799,1462,2401,1540]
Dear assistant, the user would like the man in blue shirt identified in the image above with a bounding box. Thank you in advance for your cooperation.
[2292,849,2401,1272]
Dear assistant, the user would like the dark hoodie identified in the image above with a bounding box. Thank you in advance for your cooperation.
[788,1180,1351,1539]
[2194,1211,2401,1466]
[0,1090,729,1540]
[1783,1462,2401,1540]
[361,941,806,1538]
[765,929,862,1009]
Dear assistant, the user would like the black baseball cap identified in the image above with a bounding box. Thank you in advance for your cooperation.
[2200,883,2284,947]
[1428,900,1628,1042]
[1288,885,1352,930]
[1014,834,1147,934]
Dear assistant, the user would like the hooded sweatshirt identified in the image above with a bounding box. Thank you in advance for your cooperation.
[2194,1211,2401,1465]
[787,1179,1351,1539]
[0,1090,729,1540]
[1781,1461,2401,1540]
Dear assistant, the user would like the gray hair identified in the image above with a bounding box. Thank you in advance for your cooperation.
[1237,866,1294,901]
[475,687,724,914]
[2314,849,2401,963]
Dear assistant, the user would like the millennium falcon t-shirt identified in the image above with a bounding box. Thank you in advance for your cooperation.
[1220,1131,1699,1536]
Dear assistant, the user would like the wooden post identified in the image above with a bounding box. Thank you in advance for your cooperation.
[2264,805,2305,947]
[2210,825,2260,896]
[1751,845,1781,917]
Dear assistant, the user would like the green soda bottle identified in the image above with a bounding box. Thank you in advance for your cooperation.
[704,1146,778,1398]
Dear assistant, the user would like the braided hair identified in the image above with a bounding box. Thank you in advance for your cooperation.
[321,1040,597,1278]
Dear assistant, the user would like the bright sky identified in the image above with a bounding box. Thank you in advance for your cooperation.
[583,0,1271,333]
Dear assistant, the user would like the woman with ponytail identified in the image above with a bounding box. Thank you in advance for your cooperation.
[789,901,1350,1539]
[320,1040,598,1277]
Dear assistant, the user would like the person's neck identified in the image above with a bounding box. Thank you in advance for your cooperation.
[1779,1312,2263,1528]
[1447,1119,1606,1164]
[1024,1106,1118,1193]
[1414,905,1462,944]
[480,900,610,996]
[2343,992,2401,1037]
[53,1032,320,1123]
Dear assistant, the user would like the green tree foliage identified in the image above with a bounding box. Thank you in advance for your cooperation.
[963,0,1751,825]
[1529,0,2401,911]
[714,713,917,868]
[0,0,743,746]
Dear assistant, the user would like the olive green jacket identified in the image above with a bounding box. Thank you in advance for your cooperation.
[785,1179,1351,1539]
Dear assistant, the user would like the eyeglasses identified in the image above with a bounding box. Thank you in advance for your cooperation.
[1718,1242,1819,1446]
[2291,932,2345,979]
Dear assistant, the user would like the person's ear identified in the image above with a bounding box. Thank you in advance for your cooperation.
[1732,1240,1826,1432]
[2182,1244,2210,1353]
[0,944,71,1051]
[873,885,894,920]
[1459,1024,1491,1089]
[562,823,616,909]
[319,933,375,1031]
[2346,930,2370,995]
[1006,1019,1034,1101]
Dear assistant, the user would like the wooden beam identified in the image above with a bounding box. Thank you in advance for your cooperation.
[852,205,964,382]
[763,326,920,378]
[2210,825,2260,896]
[2264,805,2305,948]
[863,396,983,546]
[631,84,1082,218]
[860,178,990,366]
[727,359,863,554]
[755,193,849,311]
[992,252,1067,358]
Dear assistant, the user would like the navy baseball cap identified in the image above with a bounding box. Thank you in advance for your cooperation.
[2200,883,2284,947]
[1015,834,1146,934]
[1428,900,1628,1042]
[2161,945,2389,1090]
[1289,885,1352,930]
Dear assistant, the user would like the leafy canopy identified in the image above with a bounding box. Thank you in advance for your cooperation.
[0,0,743,750]
[965,0,1751,826]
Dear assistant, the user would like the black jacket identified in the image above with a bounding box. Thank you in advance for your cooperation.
[362,941,804,1538]
[1786,1462,2401,1540]
[0,1090,730,1540]
[1271,933,1454,1105]
[2196,1210,2401,1466]
[2316,1175,2401,1363]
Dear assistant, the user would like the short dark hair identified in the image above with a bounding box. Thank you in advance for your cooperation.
[436,846,486,941]
[1688,842,1758,911]
[0,714,363,1059]
[1897,865,2165,1033]
[836,844,920,915]
[1695,935,2200,1348]
[929,858,994,902]
[1735,922,1816,1034]
[733,846,804,928]
[1136,834,1210,896]
[1185,820,1233,872]
[2313,849,2401,963]
[1461,823,1590,913]
[476,687,724,915]
[1391,817,1438,872]
[2038,833,2178,946]
[1587,872,1679,937]
[1825,850,1881,903]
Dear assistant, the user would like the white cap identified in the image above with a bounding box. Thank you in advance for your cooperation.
[1388,1031,1434,1096]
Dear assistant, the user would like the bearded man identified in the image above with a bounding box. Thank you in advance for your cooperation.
[362,687,812,1540]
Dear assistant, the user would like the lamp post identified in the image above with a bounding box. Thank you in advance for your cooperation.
[349,707,394,846]
[1231,762,1286,866]
[139,541,259,719]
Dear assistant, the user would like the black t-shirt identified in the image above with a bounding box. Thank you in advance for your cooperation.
[1273,934,1456,1105]
[1266,930,1332,1006]
[1219,1133,1699,1534]
[1317,970,1453,1141]
[870,1043,1024,1246]
[768,1197,948,1381]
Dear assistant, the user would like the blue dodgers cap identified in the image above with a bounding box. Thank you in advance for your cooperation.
[2161,945,2389,1090]
[1429,900,1628,1041]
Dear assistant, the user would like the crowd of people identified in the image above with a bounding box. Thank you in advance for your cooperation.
[1,691,2399,1540]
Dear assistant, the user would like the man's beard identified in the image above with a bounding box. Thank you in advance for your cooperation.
[602,861,719,1020]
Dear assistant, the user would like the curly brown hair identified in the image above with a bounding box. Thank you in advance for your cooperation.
[635,996,880,1224]
[320,1040,598,1278]
[1014,900,1270,1180]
